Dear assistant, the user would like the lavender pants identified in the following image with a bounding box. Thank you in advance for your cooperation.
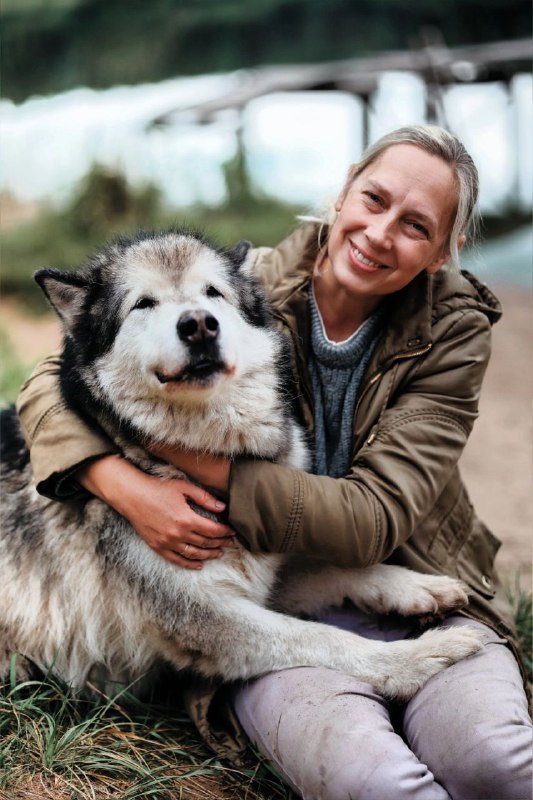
[233,611,532,800]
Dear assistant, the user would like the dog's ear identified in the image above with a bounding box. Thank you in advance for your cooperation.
[34,268,89,332]
[226,240,253,273]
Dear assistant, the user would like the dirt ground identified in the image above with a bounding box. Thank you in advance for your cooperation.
[1,286,531,592]
[459,285,532,593]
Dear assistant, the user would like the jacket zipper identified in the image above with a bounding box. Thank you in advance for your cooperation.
[389,343,433,362]
[355,342,433,446]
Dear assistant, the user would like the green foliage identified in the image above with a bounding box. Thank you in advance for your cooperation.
[2,0,531,102]
[0,668,295,799]
[1,162,302,311]
[196,147,304,247]
[66,166,164,236]
[1,166,167,309]
[507,577,533,683]
[0,327,35,406]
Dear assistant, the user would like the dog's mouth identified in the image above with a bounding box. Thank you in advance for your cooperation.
[155,357,226,386]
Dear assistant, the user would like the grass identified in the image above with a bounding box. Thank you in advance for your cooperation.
[507,576,533,683]
[0,667,295,800]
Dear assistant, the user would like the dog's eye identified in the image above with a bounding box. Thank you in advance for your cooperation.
[133,296,156,311]
[206,286,224,299]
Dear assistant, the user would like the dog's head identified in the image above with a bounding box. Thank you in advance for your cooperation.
[35,230,293,451]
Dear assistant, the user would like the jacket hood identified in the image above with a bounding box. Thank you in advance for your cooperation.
[431,265,502,325]
[377,261,502,369]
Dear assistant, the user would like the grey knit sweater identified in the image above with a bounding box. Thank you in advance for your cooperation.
[308,288,384,478]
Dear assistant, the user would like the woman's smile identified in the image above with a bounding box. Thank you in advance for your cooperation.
[348,240,388,272]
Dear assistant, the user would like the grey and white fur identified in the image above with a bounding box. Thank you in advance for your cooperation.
[0,229,483,701]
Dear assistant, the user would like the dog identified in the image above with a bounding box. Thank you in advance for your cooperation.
[0,229,483,701]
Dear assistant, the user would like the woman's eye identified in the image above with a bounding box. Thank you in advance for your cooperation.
[133,296,156,310]
[407,221,429,237]
[364,191,382,206]
[206,285,224,299]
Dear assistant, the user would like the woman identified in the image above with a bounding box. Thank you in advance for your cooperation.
[17,126,532,799]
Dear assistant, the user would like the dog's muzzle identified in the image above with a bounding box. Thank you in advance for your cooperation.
[156,309,225,385]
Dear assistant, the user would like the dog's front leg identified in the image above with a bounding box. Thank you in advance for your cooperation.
[272,562,470,620]
[177,598,482,701]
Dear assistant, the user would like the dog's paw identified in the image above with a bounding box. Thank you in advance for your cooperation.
[382,626,484,701]
[384,573,471,620]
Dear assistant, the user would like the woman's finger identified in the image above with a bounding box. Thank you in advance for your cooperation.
[181,481,227,513]
[184,533,237,550]
[159,549,204,570]
[179,542,224,561]
[188,513,234,540]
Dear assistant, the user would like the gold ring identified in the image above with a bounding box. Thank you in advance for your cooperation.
[182,543,191,557]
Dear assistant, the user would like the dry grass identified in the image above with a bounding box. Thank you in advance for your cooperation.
[0,668,295,800]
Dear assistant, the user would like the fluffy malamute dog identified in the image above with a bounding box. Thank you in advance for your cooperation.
[0,230,482,700]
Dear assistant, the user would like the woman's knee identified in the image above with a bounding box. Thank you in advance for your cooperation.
[444,722,533,800]
[321,761,449,800]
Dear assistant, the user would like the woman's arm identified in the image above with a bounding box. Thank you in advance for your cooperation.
[148,443,231,494]
[225,310,493,566]
[16,353,117,498]
[16,355,235,569]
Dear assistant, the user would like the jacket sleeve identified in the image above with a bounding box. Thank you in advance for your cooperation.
[228,309,492,567]
[16,353,117,499]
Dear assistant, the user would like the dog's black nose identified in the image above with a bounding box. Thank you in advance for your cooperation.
[177,310,219,343]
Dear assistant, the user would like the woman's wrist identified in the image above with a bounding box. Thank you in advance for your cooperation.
[77,449,232,518]
[149,443,231,494]
[76,454,141,512]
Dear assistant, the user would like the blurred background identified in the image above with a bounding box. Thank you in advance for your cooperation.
[1,0,532,587]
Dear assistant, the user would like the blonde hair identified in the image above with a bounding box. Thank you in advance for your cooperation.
[310,125,479,269]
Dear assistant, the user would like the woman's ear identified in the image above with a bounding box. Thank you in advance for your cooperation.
[426,252,449,274]
[427,233,466,273]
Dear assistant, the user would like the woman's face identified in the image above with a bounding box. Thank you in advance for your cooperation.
[324,143,458,302]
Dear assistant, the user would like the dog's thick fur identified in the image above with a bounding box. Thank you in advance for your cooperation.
[0,230,483,701]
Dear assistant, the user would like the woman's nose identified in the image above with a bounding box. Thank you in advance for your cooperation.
[365,217,393,249]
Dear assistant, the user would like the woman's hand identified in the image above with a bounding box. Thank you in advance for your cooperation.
[77,455,236,569]
[149,442,231,493]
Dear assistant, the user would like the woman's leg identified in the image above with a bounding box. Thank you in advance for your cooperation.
[403,616,533,800]
[234,666,451,800]
[233,603,452,800]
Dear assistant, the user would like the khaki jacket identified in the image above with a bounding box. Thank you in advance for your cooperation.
[16,223,523,757]
[227,225,513,634]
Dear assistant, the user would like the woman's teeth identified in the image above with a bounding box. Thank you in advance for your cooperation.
[352,245,380,268]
